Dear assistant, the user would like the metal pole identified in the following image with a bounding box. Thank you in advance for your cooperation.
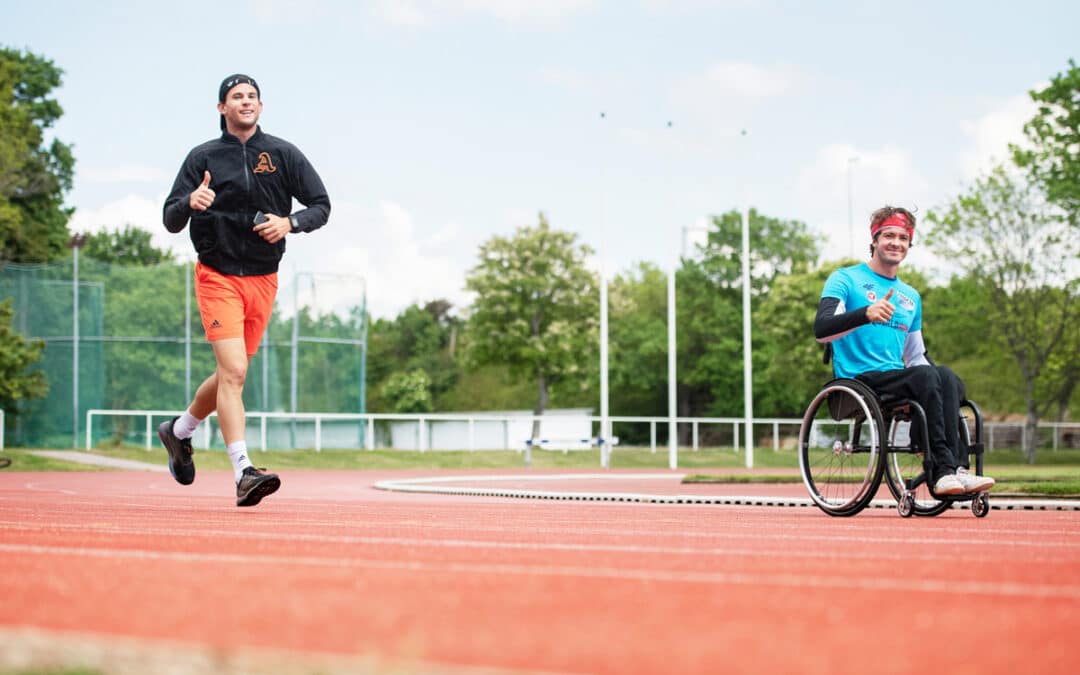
[667,267,677,470]
[290,273,304,448]
[741,133,754,468]
[185,262,192,403]
[358,284,368,448]
[597,110,610,469]
[847,156,858,260]
[72,245,80,449]
[600,263,609,468]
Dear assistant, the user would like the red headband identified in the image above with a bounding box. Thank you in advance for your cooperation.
[871,213,914,239]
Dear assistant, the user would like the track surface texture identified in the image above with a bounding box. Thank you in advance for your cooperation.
[2,468,1079,674]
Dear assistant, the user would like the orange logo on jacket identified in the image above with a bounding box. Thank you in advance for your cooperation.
[253,152,277,174]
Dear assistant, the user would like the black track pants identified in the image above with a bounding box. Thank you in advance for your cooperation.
[856,365,966,481]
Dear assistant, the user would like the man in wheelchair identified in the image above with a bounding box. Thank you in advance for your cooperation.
[813,205,995,496]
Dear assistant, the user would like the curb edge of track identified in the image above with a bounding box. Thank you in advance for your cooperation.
[373,474,1080,511]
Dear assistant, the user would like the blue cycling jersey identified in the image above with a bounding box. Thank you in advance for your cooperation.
[820,262,922,379]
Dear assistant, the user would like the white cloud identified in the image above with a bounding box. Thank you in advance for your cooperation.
[539,67,592,91]
[78,165,171,184]
[641,0,762,10]
[369,0,429,26]
[67,193,194,261]
[367,0,595,27]
[699,61,805,100]
[670,61,813,136]
[281,199,472,319]
[66,194,471,320]
[455,0,595,23]
[957,92,1039,180]
[795,143,931,262]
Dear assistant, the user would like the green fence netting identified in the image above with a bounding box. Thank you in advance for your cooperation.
[1,256,366,448]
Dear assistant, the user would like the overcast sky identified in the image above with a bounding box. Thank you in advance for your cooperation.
[3,0,1075,318]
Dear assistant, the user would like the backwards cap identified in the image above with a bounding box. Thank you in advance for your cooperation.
[218,74,260,130]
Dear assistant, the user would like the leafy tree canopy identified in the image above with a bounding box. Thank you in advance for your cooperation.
[0,47,73,263]
[82,225,174,266]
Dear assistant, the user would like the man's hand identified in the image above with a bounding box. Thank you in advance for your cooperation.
[189,171,216,211]
[866,288,895,323]
[254,213,292,244]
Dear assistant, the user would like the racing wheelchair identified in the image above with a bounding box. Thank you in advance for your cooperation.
[797,375,989,518]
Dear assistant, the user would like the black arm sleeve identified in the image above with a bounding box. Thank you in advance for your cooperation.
[162,151,199,233]
[814,297,870,342]
[286,147,331,234]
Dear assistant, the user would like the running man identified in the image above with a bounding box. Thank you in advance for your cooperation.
[813,206,994,496]
[160,74,331,506]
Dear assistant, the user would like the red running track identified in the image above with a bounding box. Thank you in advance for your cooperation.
[1,469,1079,674]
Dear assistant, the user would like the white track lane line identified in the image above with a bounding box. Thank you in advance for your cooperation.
[2,542,1079,601]
[0,520,1075,564]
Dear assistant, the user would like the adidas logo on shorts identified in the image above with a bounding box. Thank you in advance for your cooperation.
[210,319,222,329]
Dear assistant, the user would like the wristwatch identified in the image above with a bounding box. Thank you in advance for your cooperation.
[289,216,300,233]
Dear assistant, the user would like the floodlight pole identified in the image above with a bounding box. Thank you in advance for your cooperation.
[847,156,858,259]
[69,234,87,449]
[600,262,609,468]
[740,131,754,468]
[667,265,677,470]
[598,111,611,468]
[185,262,192,403]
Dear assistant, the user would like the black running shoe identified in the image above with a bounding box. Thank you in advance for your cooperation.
[236,466,281,507]
[158,416,195,485]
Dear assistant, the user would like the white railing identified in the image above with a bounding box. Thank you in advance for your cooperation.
[84,409,1078,466]
[86,409,806,454]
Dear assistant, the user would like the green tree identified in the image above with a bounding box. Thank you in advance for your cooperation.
[0,298,48,415]
[82,225,175,266]
[0,47,73,264]
[1013,59,1080,223]
[698,208,821,294]
[927,166,1078,462]
[754,265,839,417]
[464,213,597,438]
[380,369,433,413]
[366,300,461,412]
[608,262,669,419]
[676,209,822,429]
[920,274,1025,416]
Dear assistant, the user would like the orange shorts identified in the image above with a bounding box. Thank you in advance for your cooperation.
[194,262,278,356]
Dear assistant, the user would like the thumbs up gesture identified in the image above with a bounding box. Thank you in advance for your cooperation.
[189,170,216,211]
[866,288,895,324]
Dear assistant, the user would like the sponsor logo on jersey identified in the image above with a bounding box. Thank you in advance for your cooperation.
[896,292,916,311]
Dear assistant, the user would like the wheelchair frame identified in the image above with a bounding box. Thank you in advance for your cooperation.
[798,378,990,518]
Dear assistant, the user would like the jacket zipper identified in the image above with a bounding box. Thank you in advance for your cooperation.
[240,143,250,275]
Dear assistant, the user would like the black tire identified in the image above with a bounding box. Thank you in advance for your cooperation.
[972,492,990,518]
[799,380,887,517]
[883,412,973,517]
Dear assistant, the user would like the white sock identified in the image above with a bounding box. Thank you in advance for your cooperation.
[172,411,204,440]
[227,440,254,482]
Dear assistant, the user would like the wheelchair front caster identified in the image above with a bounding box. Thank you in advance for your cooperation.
[898,493,915,518]
[971,492,990,518]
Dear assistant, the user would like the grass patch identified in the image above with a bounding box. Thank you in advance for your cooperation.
[3,445,1079,477]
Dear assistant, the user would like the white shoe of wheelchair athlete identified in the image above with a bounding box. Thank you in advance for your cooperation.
[955,467,995,493]
[933,473,965,496]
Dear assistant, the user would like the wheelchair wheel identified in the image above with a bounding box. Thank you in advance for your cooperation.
[799,380,886,516]
[883,413,972,517]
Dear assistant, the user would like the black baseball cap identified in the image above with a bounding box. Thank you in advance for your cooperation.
[218,74,260,130]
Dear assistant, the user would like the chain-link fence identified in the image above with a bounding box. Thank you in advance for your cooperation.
[1,256,366,448]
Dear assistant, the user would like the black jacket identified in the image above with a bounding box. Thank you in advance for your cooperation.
[163,127,331,276]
